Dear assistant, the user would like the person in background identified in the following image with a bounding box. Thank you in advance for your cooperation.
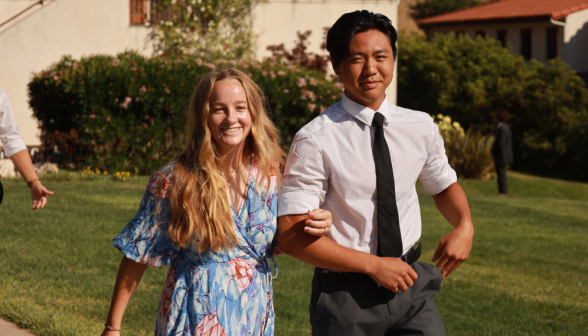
[491,108,513,196]
[0,88,53,209]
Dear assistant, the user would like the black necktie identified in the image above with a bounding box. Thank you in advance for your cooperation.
[372,112,403,258]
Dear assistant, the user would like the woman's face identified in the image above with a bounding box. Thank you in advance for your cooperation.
[207,79,253,155]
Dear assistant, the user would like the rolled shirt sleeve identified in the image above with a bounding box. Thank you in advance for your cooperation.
[0,89,27,158]
[279,132,329,216]
[418,122,458,195]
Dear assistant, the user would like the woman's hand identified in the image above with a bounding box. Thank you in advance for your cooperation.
[29,181,54,210]
[304,209,332,236]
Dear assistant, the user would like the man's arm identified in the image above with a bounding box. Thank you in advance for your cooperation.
[277,214,418,293]
[430,182,474,277]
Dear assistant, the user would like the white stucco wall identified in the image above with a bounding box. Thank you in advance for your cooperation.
[0,0,153,147]
[0,0,41,24]
[564,8,588,73]
[428,20,566,65]
[253,0,400,104]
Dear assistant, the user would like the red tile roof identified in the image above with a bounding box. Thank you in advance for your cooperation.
[418,0,588,26]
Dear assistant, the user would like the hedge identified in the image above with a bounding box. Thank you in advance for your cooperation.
[397,33,588,182]
[29,51,342,174]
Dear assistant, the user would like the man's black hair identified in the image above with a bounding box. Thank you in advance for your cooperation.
[326,10,398,67]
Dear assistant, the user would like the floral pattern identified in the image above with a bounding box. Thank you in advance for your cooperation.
[113,160,278,336]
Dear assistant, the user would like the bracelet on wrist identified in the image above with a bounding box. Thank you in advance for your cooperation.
[27,178,40,189]
[104,324,121,331]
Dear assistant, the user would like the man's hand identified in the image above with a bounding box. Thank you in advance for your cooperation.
[367,257,418,293]
[432,224,473,278]
[431,182,474,278]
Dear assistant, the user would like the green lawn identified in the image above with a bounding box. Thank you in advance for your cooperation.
[0,171,587,335]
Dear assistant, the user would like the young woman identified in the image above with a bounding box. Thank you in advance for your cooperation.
[102,68,332,336]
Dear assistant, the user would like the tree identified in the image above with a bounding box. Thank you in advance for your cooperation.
[151,0,257,59]
[410,0,482,20]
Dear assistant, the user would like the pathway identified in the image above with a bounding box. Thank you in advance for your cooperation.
[0,319,35,336]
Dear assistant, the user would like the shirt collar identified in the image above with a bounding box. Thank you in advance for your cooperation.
[341,92,393,126]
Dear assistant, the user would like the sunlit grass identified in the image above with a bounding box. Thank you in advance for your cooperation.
[0,171,587,335]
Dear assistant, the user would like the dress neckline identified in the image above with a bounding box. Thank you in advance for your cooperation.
[230,154,253,218]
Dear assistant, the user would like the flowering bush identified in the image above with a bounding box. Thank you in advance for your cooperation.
[28,51,341,174]
[433,114,494,179]
[151,0,256,59]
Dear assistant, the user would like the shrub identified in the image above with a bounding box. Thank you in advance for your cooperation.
[29,51,341,174]
[433,114,494,179]
[398,33,588,181]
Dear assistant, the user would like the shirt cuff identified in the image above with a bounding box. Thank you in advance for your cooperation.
[423,169,458,195]
[3,138,27,158]
[278,188,322,216]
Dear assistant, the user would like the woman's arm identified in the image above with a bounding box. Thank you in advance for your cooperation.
[9,149,54,210]
[101,257,148,336]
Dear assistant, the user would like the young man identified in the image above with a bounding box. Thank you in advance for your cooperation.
[277,11,474,335]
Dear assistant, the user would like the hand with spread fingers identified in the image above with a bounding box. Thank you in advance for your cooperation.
[303,209,332,236]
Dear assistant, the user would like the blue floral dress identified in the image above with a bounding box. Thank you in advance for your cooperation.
[113,161,279,336]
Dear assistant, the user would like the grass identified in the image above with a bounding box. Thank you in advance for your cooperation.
[0,171,587,335]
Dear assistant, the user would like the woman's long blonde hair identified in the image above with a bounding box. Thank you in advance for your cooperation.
[167,68,285,252]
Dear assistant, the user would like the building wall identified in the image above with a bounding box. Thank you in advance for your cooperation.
[0,0,153,147]
[2,0,399,147]
[427,20,567,66]
[564,8,588,73]
[253,0,399,104]
[0,0,40,24]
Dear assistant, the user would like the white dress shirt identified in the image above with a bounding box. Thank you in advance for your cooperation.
[279,94,457,255]
[0,89,27,158]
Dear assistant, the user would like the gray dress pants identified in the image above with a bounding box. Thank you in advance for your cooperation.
[310,261,445,336]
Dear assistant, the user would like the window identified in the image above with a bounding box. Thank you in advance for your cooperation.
[130,0,146,25]
[547,27,558,59]
[455,30,465,37]
[521,29,532,60]
[475,30,485,38]
[497,29,507,47]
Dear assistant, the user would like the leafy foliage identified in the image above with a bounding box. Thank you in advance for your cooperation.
[410,0,482,20]
[409,0,482,20]
[28,51,342,174]
[398,33,588,181]
[151,0,256,59]
[267,29,331,75]
[434,114,494,179]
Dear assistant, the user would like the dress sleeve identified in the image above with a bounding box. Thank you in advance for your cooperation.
[113,171,177,266]
[419,122,458,195]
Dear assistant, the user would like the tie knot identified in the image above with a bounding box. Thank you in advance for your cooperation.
[372,112,385,128]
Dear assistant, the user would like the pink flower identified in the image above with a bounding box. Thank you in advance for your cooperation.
[308,103,316,111]
[277,70,286,76]
[227,257,255,292]
[114,98,119,102]
[196,58,203,66]
[309,77,318,86]
[262,70,268,76]
[270,71,276,79]
[297,77,307,87]
[90,114,96,119]
[195,313,226,336]
[140,85,147,93]
[53,76,59,81]
[120,97,132,109]
[320,105,326,113]
[112,59,120,66]
[283,89,289,94]
[205,63,216,70]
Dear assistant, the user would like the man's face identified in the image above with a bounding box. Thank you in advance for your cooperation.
[334,29,395,110]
